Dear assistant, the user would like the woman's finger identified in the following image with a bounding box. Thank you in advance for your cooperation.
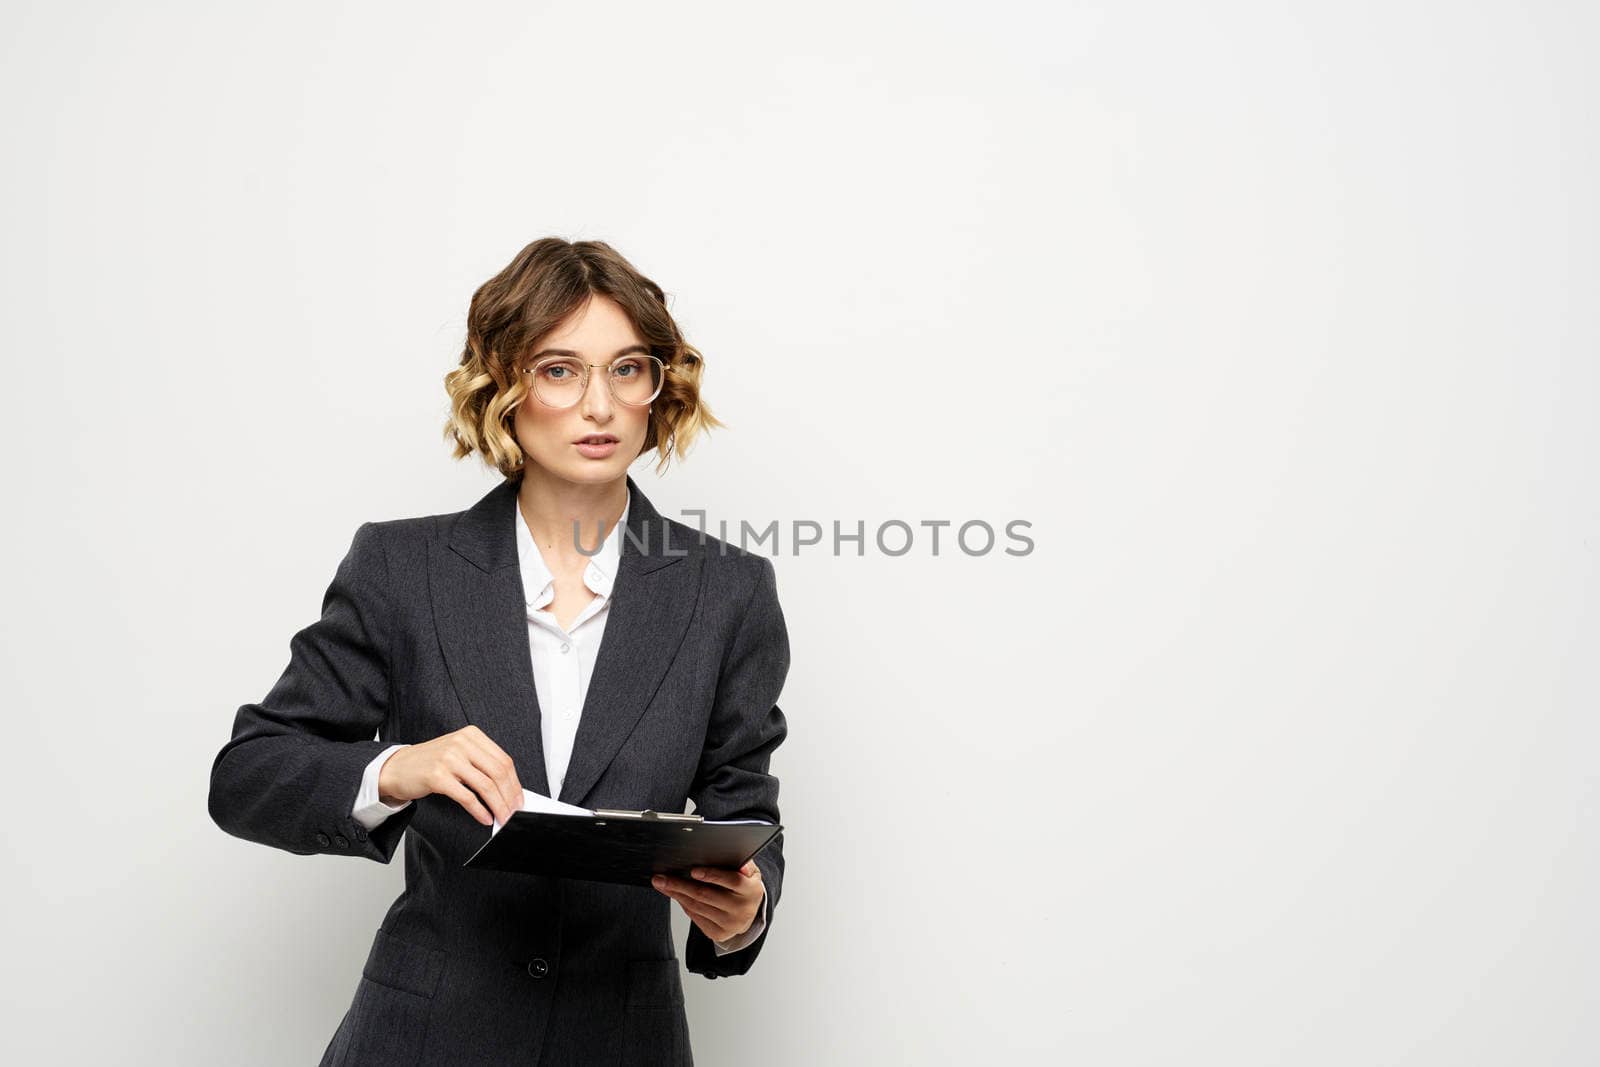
[669,893,732,936]
[460,733,523,813]
[656,880,735,921]
[655,875,714,905]
[660,872,741,902]
[435,775,493,826]
[454,760,514,825]
[452,743,518,823]
[687,866,741,889]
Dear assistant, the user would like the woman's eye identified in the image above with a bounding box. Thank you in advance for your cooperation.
[613,362,637,378]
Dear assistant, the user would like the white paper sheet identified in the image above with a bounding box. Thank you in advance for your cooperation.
[490,789,596,836]
[488,789,778,836]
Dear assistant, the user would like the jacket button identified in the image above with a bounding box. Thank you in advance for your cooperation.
[333,835,349,848]
[353,827,369,843]
[315,832,331,847]
[526,958,549,978]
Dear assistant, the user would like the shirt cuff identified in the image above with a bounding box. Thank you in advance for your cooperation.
[351,743,412,830]
[711,884,768,956]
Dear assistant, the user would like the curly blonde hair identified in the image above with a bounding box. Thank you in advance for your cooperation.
[443,238,725,479]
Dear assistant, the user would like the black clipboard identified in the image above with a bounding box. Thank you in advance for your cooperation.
[463,807,783,887]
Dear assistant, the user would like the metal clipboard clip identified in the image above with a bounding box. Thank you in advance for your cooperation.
[589,808,704,823]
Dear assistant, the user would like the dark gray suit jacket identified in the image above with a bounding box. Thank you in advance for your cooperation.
[207,473,789,1066]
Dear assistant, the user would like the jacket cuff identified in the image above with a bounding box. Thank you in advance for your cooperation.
[351,743,413,830]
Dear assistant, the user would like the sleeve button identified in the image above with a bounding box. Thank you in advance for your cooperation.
[315,832,331,847]
[333,835,349,848]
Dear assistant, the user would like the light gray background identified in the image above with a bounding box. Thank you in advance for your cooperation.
[2,1,1594,1064]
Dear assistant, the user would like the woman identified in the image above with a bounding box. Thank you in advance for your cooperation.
[207,238,790,1067]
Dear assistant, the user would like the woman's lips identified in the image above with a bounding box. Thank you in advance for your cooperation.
[575,439,618,458]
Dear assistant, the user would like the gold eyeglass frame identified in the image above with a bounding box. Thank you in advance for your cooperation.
[521,354,668,409]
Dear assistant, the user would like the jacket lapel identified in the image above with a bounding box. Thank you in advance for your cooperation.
[558,480,702,807]
[431,473,703,809]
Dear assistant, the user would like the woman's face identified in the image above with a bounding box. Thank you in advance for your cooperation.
[512,293,653,487]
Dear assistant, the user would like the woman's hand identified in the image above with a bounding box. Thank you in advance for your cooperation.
[376,725,523,826]
[652,860,763,942]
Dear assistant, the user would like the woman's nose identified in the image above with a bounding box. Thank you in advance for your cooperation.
[579,368,613,418]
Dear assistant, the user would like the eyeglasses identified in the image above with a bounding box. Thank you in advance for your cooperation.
[521,354,667,409]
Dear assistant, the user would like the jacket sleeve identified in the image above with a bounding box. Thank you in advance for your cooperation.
[684,554,790,978]
[207,521,417,863]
